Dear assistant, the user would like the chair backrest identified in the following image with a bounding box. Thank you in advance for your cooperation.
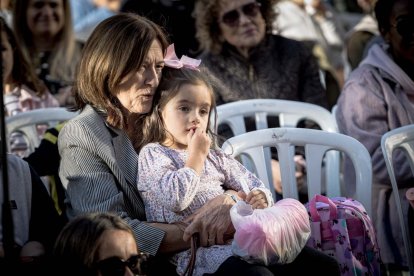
[222,127,373,217]
[381,125,414,274]
[6,107,78,154]
[212,99,341,199]
[213,99,338,134]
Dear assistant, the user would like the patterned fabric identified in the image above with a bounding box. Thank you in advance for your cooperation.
[4,84,59,116]
[305,195,381,276]
[137,143,274,276]
[58,105,165,255]
[200,34,328,108]
[5,84,59,157]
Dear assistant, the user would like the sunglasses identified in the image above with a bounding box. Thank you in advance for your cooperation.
[95,252,151,276]
[220,2,262,27]
[391,17,414,39]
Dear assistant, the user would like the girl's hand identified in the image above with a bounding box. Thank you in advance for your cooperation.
[187,127,211,159]
[246,190,268,209]
[185,127,211,174]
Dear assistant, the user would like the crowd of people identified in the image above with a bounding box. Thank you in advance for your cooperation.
[1,0,413,275]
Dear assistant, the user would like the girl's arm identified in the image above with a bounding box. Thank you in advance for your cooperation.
[215,149,274,206]
[138,145,201,212]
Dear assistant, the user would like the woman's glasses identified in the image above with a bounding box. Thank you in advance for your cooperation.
[220,2,262,27]
[95,252,151,276]
[391,17,414,40]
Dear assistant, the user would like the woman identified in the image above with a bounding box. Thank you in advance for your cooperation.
[0,154,66,275]
[193,0,328,199]
[1,17,58,115]
[336,0,414,272]
[1,16,59,157]
[194,0,327,107]
[57,13,239,274]
[59,13,339,276]
[12,0,83,105]
[53,212,151,276]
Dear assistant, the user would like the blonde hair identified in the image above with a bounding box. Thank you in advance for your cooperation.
[1,17,47,96]
[12,0,81,83]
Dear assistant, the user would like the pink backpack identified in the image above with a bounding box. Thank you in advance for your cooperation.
[305,195,381,275]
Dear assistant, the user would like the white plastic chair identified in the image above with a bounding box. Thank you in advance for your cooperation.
[331,104,338,122]
[222,127,373,217]
[6,107,78,154]
[381,125,414,274]
[212,99,341,199]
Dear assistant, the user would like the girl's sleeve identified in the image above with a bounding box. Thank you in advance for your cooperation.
[137,145,201,212]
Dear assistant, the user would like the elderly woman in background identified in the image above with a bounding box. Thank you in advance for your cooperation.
[193,0,328,200]
[12,0,83,106]
[336,0,414,273]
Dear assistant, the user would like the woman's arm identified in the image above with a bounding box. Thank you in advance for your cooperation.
[58,119,165,256]
[183,193,236,247]
[138,145,201,212]
[337,73,413,183]
[149,222,190,253]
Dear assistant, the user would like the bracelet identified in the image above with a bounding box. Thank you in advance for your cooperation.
[224,192,238,203]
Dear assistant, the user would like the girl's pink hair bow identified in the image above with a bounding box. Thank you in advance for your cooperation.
[164,44,201,71]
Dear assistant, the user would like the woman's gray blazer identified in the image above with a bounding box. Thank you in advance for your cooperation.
[58,105,164,255]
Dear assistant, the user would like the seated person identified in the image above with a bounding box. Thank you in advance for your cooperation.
[336,0,414,272]
[53,212,151,275]
[0,154,66,274]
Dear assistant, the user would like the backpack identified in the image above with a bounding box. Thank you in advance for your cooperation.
[305,195,381,275]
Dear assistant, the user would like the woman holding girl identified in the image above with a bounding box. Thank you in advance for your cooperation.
[134,45,340,276]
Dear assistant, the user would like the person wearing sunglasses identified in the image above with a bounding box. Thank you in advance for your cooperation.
[193,0,328,204]
[336,0,414,274]
[53,212,152,276]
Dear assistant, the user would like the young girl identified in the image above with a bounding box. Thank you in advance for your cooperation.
[135,45,274,276]
[1,17,59,156]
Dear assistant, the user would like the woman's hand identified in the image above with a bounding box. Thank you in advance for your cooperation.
[183,194,235,247]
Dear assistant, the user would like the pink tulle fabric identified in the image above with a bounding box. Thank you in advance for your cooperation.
[230,198,311,265]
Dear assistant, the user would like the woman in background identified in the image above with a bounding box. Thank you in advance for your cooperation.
[1,16,59,157]
[53,212,151,276]
[12,0,83,106]
[336,0,414,273]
